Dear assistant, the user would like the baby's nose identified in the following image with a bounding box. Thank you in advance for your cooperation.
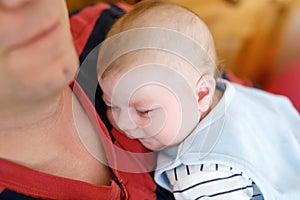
[115,110,137,133]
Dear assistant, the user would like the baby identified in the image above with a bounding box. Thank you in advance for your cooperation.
[98,0,300,199]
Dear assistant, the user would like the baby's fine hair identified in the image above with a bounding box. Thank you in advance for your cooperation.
[101,0,222,79]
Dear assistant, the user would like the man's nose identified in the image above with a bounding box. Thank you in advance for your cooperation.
[0,0,32,9]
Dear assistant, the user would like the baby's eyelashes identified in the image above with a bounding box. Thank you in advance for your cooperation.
[136,106,160,117]
[136,109,152,117]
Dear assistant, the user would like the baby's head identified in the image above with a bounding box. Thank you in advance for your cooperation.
[98,0,221,151]
[102,0,219,79]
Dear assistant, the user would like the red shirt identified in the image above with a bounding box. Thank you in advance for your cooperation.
[0,80,156,199]
[0,3,169,199]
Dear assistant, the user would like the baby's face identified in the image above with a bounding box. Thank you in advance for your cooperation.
[100,74,187,151]
[99,50,205,151]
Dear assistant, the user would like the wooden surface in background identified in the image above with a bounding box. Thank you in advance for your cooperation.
[172,0,293,84]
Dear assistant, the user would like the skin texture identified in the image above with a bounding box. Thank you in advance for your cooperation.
[100,50,218,151]
[99,1,222,151]
[101,69,183,151]
[0,0,110,185]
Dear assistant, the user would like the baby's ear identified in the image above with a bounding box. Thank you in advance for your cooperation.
[194,75,216,113]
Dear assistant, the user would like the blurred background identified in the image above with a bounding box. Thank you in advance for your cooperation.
[66,0,300,109]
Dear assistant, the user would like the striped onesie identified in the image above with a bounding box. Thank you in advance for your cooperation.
[155,79,300,200]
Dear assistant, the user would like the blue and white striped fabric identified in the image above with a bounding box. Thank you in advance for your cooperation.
[166,163,264,199]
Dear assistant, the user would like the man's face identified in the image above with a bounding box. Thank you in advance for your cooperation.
[0,0,78,105]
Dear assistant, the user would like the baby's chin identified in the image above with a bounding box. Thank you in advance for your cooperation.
[140,138,166,152]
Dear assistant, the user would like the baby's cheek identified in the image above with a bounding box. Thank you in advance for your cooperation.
[106,110,119,129]
[133,116,151,129]
[153,118,182,146]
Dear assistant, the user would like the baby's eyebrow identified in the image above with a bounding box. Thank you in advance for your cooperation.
[130,99,154,108]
